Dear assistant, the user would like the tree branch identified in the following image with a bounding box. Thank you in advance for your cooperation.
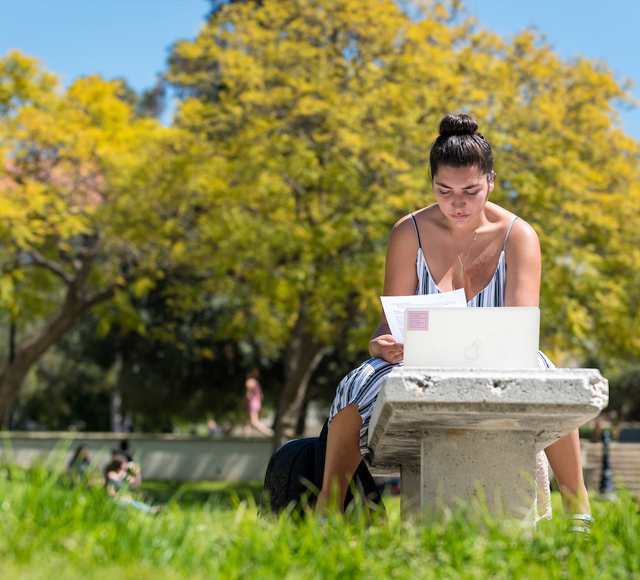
[82,260,145,311]
[28,249,74,285]
[55,238,82,273]
[82,284,122,311]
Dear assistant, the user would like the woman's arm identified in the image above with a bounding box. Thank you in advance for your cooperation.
[245,379,256,401]
[105,472,119,497]
[369,215,421,361]
[503,219,542,308]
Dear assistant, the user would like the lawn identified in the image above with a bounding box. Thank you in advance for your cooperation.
[140,478,265,508]
[1,461,639,579]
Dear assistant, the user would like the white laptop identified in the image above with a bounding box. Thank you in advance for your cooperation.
[403,307,540,368]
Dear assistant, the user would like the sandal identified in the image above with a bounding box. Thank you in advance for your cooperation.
[566,513,594,536]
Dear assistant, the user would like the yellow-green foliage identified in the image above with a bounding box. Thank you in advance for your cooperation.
[167,0,640,365]
[2,0,640,371]
[0,52,208,339]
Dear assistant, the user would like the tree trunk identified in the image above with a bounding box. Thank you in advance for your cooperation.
[273,307,328,446]
[0,266,93,428]
[0,315,83,428]
[295,396,309,436]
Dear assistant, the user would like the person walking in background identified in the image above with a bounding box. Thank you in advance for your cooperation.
[243,369,274,437]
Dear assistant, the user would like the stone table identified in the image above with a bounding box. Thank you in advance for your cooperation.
[366,367,609,521]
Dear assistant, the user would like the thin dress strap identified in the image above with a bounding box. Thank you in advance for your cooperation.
[410,213,422,250]
[502,216,519,252]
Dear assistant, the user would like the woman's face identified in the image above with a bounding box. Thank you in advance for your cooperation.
[432,165,494,229]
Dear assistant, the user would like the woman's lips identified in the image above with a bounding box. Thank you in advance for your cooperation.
[452,214,468,219]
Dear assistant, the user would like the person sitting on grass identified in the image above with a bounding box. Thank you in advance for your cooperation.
[67,444,104,488]
[104,456,161,514]
[111,441,142,489]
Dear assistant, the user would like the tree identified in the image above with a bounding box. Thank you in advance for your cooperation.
[9,280,285,433]
[68,288,282,433]
[12,325,114,432]
[0,51,211,425]
[167,0,640,443]
[167,0,451,442]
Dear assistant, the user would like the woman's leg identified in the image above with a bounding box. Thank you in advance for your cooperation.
[316,403,363,514]
[250,411,274,436]
[545,429,590,514]
[243,413,251,438]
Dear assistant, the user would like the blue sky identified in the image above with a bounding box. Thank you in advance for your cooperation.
[1,0,639,139]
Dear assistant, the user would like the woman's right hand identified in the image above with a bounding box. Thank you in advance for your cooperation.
[369,334,404,364]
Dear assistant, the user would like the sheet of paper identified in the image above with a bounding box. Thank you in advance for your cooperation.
[380,289,467,344]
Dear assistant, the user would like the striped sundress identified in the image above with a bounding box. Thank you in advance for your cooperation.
[329,214,553,520]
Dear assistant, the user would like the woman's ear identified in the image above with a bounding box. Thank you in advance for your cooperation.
[488,171,496,194]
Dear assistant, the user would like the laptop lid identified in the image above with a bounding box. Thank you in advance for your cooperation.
[403,307,540,368]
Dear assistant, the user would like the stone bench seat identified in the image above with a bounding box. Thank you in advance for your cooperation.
[365,367,609,522]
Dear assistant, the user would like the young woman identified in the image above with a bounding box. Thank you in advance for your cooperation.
[105,456,161,514]
[243,369,274,437]
[317,113,592,528]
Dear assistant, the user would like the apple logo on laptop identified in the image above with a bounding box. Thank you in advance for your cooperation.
[464,342,480,360]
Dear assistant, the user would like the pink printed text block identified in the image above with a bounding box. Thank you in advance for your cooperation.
[407,311,429,331]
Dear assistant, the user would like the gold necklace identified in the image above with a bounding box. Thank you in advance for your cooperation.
[447,224,478,281]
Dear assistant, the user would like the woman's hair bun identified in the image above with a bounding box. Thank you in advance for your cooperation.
[430,112,493,177]
[439,113,478,137]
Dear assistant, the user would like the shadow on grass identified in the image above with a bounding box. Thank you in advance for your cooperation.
[140,479,264,508]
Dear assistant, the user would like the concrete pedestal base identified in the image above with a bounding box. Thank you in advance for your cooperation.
[400,464,421,513]
[367,368,608,522]
[421,429,536,519]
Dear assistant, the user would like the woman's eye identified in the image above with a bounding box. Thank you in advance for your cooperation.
[438,189,480,196]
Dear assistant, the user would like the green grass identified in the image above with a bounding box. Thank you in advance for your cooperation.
[1,462,639,580]
[140,479,264,508]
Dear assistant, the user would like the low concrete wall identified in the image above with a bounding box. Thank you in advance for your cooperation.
[0,431,274,481]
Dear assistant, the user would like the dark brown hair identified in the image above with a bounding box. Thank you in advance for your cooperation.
[429,113,495,180]
[104,456,127,477]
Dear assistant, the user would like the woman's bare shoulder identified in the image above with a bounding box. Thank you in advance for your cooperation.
[391,213,416,231]
[486,206,539,254]
[505,215,539,248]
[484,202,514,223]
[389,206,440,244]
[486,203,536,236]
[511,217,539,242]
[398,205,443,232]
[410,204,441,221]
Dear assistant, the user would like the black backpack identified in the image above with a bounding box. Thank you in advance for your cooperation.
[259,419,384,517]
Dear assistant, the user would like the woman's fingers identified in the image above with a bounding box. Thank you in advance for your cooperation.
[383,344,403,364]
[370,334,403,363]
